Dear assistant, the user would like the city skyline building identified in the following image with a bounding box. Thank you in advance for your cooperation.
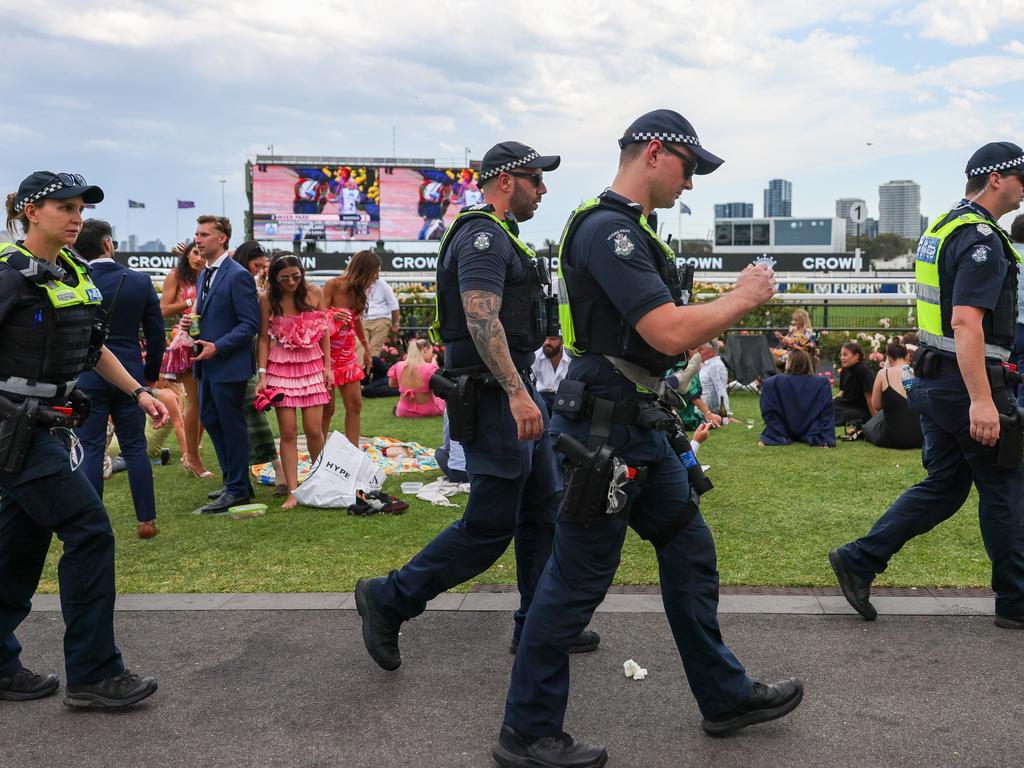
[714,202,754,219]
[878,179,923,239]
[763,179,792,217]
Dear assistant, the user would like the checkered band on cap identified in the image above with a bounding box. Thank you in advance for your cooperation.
[13,181,66,213]
[968,155,1024,177]
[479,150,540,182]
[628,132,702,148]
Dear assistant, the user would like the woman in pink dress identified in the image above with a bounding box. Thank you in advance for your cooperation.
[159,241,211,478]
[322,250,379,446]
[257,255,331,509]
[388,338,445,418]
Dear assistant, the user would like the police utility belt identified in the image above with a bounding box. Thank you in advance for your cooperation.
[913,345,1024,471]
[548,376,712,548]
[0,385,91,474]
[428,364,534,443]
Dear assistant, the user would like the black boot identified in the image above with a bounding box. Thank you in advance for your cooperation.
[701,678,804,736]
[355,578,401,670]
[509,628,601,655]
[63,670,157,709]
[829,548,877,620]
[0,668,60,701]
[492,725,607,768]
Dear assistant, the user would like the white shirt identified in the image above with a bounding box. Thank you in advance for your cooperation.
[698,355,730,414]
[341,187,360,214]
[203,251,232,293]
[532,349,571,393]
[365,279,400,320]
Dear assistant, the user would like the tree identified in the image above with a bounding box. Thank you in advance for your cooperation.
[862,233,915,262]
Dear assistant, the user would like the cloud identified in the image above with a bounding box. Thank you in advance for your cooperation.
[891,0,1024,46]
[1,0,1021,243]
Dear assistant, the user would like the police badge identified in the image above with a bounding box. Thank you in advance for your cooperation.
[971,245,990,263]
[612,231,635,258]
[473,232,492,251]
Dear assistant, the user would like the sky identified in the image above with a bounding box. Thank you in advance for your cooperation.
[3,0,1023,250]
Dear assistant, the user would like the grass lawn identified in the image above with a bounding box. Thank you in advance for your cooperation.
[38,392,990,594]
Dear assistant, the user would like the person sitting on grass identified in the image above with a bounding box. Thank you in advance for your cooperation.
[759,348,835,447]
[388,338,445,418]
[771,308,815,362]
[833,341,875,426]
[862,341,924,449]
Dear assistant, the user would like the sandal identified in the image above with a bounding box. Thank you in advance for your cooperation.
[181,457,214,479]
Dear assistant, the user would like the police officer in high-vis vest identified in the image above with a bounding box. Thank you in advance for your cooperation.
[831,143,1024,629]
[494,111,803,768]
[0,172,168,709]
[355,142,599,673]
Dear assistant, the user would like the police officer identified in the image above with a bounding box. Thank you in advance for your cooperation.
[0,172,168,708]
[355,142,601,670]
[831,143,1024,628]
[494,111,803,768]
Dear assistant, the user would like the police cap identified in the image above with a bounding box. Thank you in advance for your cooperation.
[479,142,560,183]
[13,171,104,213]
[618,109,724,175]
[965,142,1024,177]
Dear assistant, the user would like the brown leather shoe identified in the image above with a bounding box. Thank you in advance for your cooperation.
[137,520,159,539]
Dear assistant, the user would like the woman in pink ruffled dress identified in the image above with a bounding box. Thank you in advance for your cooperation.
[322,250,379,445]
[257,255,331,509]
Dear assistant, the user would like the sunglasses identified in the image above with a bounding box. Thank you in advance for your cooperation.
[277,273,302,283]
[660,143,699,180]
[508,171,544,188]
[54,172,88,187]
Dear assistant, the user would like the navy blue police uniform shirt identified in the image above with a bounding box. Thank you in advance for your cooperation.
[935,199,1010,358]
[565,190,675,399]
[443,215,535,372]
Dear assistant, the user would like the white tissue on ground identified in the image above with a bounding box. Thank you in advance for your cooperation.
[623,659,648,680]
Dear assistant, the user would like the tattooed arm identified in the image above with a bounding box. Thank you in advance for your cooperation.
[462,288,543,440]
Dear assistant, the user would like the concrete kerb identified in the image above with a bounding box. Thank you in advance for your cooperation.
[26,591,995,616]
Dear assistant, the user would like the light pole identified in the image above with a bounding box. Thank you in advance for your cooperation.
[219,179,226,217]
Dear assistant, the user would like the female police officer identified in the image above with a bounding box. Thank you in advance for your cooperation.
[0,171,168,709]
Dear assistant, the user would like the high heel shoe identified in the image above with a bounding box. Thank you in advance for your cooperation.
[181,457,214,479]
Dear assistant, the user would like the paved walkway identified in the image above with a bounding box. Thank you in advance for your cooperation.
[26,589,999,616]
[5,591,1019,768]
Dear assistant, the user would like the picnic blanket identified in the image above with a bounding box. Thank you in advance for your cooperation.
[251,435,438,485]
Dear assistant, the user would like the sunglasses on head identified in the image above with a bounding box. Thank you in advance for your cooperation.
[508,171,544,188]
[54,172,88,187]
[660,143,699,180]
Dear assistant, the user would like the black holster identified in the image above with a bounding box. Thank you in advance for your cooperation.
[987,364,1023,470]
[430,372,481,442]
[556,433,637,524]
[0,397,40,474]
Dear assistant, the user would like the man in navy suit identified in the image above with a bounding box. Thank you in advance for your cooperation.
[189,215,260,514]
[74,220,166,539]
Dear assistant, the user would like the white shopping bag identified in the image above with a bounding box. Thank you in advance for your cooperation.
[293,432,383,508]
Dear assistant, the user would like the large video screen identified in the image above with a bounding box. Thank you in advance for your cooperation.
[252,163,481,242]
[252,164,380,241]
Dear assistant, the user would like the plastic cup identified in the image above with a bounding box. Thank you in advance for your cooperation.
[746,419,755,429]
[401,482,423,494]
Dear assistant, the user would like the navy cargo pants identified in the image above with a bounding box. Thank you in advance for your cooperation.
[503,414,752,738]
[0,427,125,685]
[370,383,560,636]
[837,372,1024,620]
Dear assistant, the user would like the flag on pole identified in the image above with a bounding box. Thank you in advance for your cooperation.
[128,200,145,209]
[177,200,195,209]
[679,202,692,215]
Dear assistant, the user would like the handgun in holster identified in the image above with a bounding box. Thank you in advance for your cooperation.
[429,372,480,442]
[986,364,1024,470]
[0,394,46,473]
[555,433,642,524]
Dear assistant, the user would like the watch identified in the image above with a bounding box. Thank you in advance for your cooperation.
[132,386,154,402]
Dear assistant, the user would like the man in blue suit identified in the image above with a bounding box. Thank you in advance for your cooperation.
[189,215,260,514]
[74,220,166,539]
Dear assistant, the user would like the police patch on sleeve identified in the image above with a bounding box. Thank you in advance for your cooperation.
[473,232,492,251]
[609,229,635,258]
[971,244,991,263]
[976,223,993,236]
